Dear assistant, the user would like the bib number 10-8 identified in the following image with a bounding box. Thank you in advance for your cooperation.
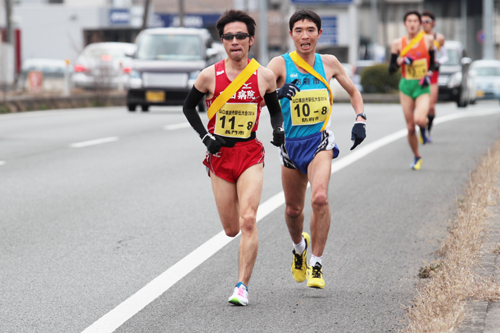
[290,89,330,126]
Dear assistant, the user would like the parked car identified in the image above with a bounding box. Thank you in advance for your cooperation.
[352,60,377,93]
[437,40,475,107]
[125,27,225,112]
[72,42,136,90]
[17,58,70,92]
[470,59,500,100]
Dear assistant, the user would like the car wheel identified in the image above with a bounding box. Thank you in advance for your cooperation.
[141,105,150,112]
[127,104,136,112]
[198,101,206,112]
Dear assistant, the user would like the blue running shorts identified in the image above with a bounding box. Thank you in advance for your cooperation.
[279,129,339,174]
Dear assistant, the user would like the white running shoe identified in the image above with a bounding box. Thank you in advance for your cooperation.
[228,284,248,306]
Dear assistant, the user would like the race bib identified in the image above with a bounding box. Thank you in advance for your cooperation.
[405,59,428,80]
[290,89,330,126]
[214,103,257,138]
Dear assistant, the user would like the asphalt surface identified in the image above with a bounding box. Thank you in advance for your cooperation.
[1,100,500,333]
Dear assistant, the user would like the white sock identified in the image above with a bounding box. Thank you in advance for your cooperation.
[310,255,322,267]
[293,237,306,255]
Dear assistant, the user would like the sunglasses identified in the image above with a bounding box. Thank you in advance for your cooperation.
[221,32,251,40]
[422,19,433,23]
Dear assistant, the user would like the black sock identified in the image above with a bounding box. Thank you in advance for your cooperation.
[427,115,435,132]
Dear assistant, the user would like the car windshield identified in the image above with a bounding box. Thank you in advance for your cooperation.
[473,66,500,76]
[444,48,461,66]
[84,47,130,60]
[135,34,202,61]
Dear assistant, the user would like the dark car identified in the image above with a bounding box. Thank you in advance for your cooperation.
[126,27,224,112]
[437,40,475,107]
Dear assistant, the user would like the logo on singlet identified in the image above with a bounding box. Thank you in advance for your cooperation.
[242,83,252,89]
[216,70,225,76]
[290,73,298,78]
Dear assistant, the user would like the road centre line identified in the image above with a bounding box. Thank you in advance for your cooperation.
[164,123,191,130]
[69,137,119,148]
[82,107,500,333]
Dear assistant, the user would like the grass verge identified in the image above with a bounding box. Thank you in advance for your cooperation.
[402,139,500,332]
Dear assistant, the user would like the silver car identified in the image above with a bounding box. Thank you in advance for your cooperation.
[470,59,500,100]
[72,42,136,90]
[126,27,224,112]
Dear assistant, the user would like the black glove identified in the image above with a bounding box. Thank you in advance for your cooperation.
[202,133,226,154]
[403,56,414,65]
[419,73,432,88]
[276,79,300,100]
[270,127,285,147]
[350,122,366,151]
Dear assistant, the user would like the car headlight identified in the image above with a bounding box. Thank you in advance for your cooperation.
[447,72,462,88]
[188,70,201,86]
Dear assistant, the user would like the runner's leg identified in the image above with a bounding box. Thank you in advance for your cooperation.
[282,165,308,245]
[307,149,333,258]
[210,171,240,237]
[235,163,264,286]
[400,92,420,158]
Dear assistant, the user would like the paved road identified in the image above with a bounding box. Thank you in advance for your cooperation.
[1,101,499,333]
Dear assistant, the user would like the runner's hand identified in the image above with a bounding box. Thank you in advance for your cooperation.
[350,122,366,150]
[419,74,432,88]
[403,57,414,65]
[276,79,300,100]
[270,127,285,147]
[202,133,226,154]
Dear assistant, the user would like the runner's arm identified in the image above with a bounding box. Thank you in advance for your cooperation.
[389,53,399,74]
[437,45,448,65]
[182,69,213,139]
[261,67,284,146]
[327,56,365,118]
[182,86,207,138]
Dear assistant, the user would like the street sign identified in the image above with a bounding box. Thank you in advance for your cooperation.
[109,9,131,25]
[318,16,338,45]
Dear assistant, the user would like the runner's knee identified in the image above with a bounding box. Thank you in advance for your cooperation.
[286,204,303,219]
[311,190,328,210]
[240,210,257,234]
[224,226,240,238]
[407,125,416,135]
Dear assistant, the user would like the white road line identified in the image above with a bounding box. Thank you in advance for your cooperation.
[69,137,119,148]
[164,123,191,130]
[0,161,5,166]
[82,107,500,333]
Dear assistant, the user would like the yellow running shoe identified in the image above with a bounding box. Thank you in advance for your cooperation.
[291,232,310,283]
[307,263,325,289]
[411,157,423,170]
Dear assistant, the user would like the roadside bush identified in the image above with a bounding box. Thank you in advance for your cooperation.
[360,63,400,93]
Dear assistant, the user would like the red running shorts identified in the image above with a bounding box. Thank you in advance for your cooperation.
[203,139,265,183]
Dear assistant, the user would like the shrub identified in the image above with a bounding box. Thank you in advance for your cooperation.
[360,63,401,93]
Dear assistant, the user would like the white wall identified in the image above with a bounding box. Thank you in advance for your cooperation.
[14,5,101,62]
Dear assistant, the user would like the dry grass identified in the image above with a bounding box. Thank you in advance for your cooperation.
[402,140,500,332]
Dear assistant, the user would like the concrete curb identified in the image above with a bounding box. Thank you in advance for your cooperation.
[0,93,126,113]
[456,188,500,333]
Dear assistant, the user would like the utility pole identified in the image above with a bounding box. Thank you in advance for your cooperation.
[4,0,12,44]
[259,0,268,65]
[461,0,467,50]
[483,0,494,59]
[141,0,150,30]
[179,0,184,27]
[371,0,377,60]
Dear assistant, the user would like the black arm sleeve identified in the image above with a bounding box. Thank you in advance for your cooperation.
[389,53,399,74]
[182,86,208,139]
[428,50,436,71]
[264,91,284,130]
